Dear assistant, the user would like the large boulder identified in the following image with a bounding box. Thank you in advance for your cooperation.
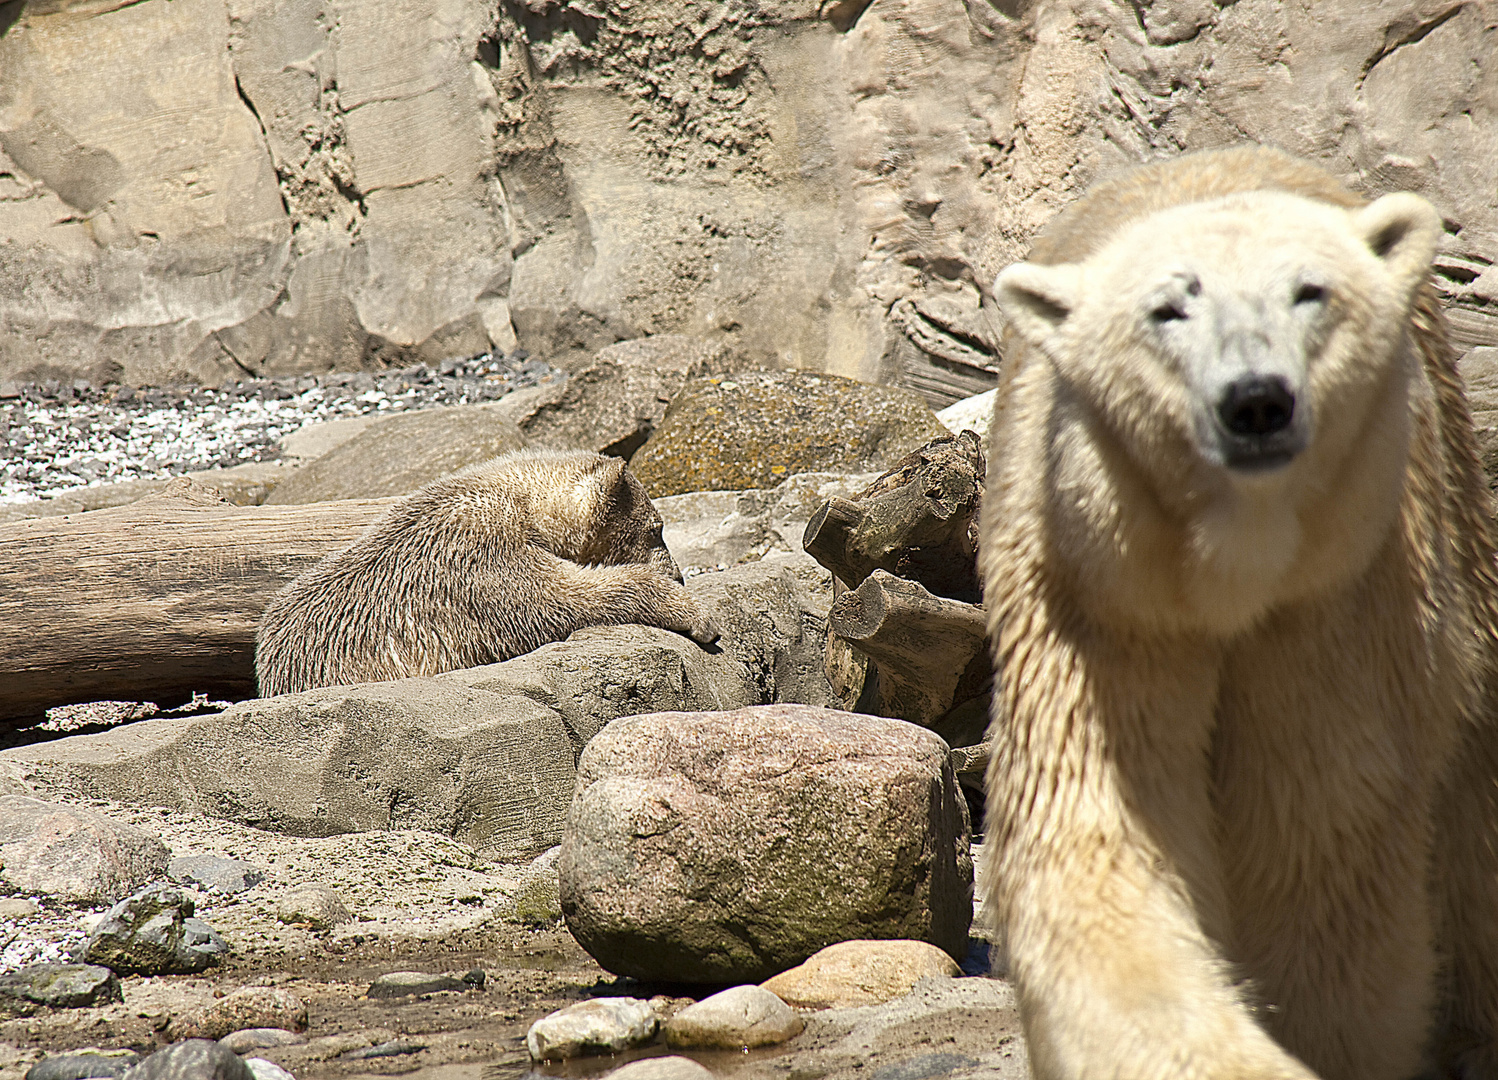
[263,404,526,503]
[1,557,834,858]
[517,336,733,458]
[0,796,169,904]
[629,373,949,497]
[559,704,973,983]
[79,883,227,975]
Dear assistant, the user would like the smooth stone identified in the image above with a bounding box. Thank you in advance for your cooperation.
[24,1049,138,1079]
[0,964,122,1014]
[602,1057,716,1080]
[664,984,804,1049]
[761,939,963,1009]
[339,1040,427,1060]
[275,884,350,930]
[560,705,972,983]
[218,1028,305,1054]
[366,971,465,999]
[0,897,40,918]
[527,997,659,1061]
[168,855,265,896]
[123,1040,253,1080]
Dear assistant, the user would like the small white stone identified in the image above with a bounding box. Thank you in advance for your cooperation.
[526,996,659,1060]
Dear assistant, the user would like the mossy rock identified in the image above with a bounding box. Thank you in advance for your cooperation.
[629,372,949,497]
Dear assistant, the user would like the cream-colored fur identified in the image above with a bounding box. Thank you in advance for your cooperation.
[981,145,1498,1080]
[255,448,719,696]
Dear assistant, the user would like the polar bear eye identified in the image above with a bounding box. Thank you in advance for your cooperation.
[1150,302,1188,324]
[1294,283,1328,306]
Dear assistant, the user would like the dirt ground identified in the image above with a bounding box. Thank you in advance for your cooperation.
[1,800,1025,1080]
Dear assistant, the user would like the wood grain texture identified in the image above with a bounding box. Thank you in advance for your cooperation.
[0,478,395,722]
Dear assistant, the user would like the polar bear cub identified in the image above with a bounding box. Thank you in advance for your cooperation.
[256,448,720,696]
[981,145,1498,1080]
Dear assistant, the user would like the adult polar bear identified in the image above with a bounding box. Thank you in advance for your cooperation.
[982,144,1498,1079]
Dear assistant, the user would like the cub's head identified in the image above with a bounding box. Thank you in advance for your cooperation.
[994,187,1443,626]
[530,450,682,580]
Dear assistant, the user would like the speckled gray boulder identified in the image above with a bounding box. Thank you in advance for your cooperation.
[80,883,226,975]
[0,796,169,904]
[560,704,973,983]
[167,855,264,896]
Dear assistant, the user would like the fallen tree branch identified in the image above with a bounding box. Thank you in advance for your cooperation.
[0,478,393,723]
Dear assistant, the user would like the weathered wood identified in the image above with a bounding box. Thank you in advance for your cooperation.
[802,429,984,603]
[828,570,989,727]
[0,478,395,722]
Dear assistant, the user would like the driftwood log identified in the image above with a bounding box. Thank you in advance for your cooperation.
[803,430,993,758]
[0,478,394,723]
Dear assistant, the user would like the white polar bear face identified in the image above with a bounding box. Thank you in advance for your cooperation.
[994,189,1443,634]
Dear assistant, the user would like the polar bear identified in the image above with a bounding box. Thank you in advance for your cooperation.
[255,448,720,696]
[980,144,1498,1080]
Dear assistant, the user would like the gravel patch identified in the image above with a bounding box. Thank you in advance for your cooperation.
[0,352,557,506]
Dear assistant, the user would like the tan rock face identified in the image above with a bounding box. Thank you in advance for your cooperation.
[0,1,1492,388]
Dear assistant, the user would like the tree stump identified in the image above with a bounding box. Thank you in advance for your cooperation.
[802,430,993,765]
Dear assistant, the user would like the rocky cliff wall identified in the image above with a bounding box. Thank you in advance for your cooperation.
[0,0,1493,398]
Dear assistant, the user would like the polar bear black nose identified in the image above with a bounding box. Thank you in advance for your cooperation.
[1218,376,1296,437]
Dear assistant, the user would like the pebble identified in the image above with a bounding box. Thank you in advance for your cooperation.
[218,1028,306,1054]
[0,898,39,918]
[23,1049,139,1079]
[366,971,465,999]
[760,939,962,1009]
[602,1058,716,1080]
[115,1039,252,1080]
[663,984,803,1050]
[169,986,308,1041]
[275,884,350,930]
[0,964,122,1013]
[527,997,660,1061]
[0,351,557,507]
[168,855,265,896]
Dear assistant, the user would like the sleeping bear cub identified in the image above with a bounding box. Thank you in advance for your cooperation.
[980,145,1498,1080]
[256,448,719,696]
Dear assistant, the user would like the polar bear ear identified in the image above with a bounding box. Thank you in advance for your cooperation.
[994,262,1084,348]
[1353,192,1442,287]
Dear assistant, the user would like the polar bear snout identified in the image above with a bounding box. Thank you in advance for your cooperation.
[1214,373,1304,470]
